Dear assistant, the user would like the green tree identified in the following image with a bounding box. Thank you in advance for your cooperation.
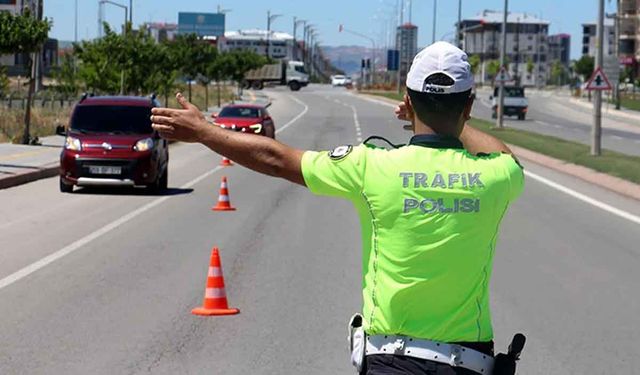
[52,52,79,97]
[0,65,9,96]
[572,55,595,82]
[486,60,501,79]
[172,34,212,102]
[468,54,481,75]
[0,10,51,144]
[526,58,534,75]
[550,60,567,86]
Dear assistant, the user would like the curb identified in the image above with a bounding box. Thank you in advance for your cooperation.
[569,97,640,123]
[357,92,640,201]
[0,162,59,190]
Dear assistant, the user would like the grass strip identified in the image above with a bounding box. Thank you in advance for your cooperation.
[363,91,640,184]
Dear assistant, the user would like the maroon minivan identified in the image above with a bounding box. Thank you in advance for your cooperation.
[57,95,168,193]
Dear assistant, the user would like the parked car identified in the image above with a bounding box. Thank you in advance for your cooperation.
[490,86,528,120]
[57,95,169,193]
[212,103,275,139]
[331,75,348,87]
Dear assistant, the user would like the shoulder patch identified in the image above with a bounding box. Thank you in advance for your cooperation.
[328,145,353,160]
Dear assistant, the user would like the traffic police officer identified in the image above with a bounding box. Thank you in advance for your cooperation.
[150,41,524,375]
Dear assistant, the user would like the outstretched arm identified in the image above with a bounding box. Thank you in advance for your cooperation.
[151,93,306,186]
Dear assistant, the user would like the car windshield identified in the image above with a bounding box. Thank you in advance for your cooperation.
[334,75,345,79]
[219,107,260,118]
[294,65,307,74]
[71,105,153,134]
[494,87,525,97]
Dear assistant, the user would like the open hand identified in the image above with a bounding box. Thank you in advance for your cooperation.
[395,101,413,122]
[151,93,207,143]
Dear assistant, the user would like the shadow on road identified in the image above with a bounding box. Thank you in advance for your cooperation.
[72,186,194,197]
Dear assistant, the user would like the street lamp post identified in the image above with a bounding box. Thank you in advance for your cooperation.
[496,0,508,129]
[293,18,306,61]
[432,0,437,44]
[99,0,128,35]
[592,0,605,156]
[266,10,282,58]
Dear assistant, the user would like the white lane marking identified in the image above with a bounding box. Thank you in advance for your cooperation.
[535,120,551,126]
[356,92,640,225]
[525,170,640,225]
[611,135,624,141]
[276,95,308,134]
[0,95,310,292]
[355,94,396,108]
[347,104,363,143]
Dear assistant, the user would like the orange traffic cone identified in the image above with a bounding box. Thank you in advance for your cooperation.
[220,156,233,167]
[192,247,240,316]
[212,176,236,211]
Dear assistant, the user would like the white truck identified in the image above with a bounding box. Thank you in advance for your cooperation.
[490,86,528,120]
[244,60,309,91]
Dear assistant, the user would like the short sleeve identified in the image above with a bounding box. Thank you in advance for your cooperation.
[502,154,525,202]
[301,145,368,199]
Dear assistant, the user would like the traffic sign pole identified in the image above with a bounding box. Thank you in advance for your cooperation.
[496,0,508,129]
[592,0,604,156]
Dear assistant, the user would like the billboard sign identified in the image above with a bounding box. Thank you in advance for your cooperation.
[178,12,225,37]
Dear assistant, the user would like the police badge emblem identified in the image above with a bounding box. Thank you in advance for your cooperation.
[328,145,353,160]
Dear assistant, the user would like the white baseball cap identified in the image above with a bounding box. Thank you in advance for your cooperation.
[406,41,474,94]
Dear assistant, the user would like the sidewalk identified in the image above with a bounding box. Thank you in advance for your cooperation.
[0,135,63,189]
[0,91,267,190]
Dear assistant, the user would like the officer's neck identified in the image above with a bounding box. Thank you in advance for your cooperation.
[413,120,461,138]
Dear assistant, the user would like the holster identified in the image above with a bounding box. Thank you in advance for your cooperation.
[348,313,366,374]
[492,353,517,375]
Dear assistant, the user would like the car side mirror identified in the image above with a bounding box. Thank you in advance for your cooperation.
[55,124,66,136]
[212,112,218,118]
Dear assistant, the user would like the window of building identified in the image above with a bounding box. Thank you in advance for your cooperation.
[528,45,533,51]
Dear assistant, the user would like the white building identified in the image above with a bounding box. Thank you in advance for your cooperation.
[581,19,616,57]
[460,10,550,86]
[143,22,178,43]
[219,29,294,60]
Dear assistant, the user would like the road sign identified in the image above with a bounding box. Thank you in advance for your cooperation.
[585,67,612,91]
[602,56,620,85]
[494,66,512,83]
[387,49,399,71]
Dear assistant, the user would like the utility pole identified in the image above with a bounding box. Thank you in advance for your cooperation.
[293,18,306,61]
[35,0,43,92]
[456,0,462,48]
[514,17,520,85]
[432,0,437,43]
[592,0,605,156]
[266,11,281,58]
[496,0,508,128]
[129,0,132,25]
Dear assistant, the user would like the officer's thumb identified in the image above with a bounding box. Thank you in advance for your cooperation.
[176,92,196,111]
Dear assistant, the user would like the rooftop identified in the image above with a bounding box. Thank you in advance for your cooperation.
[464,10,550,25]
[224,29,293,42]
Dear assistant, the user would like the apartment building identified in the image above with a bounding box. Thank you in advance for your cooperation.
[460,10,550,86]
[581,19,616,57]
[618,0,639,75]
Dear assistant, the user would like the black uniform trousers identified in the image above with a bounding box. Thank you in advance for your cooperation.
[364,342,494,375]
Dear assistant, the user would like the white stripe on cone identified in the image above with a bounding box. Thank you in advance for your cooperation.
[205,287,227,299]
[208,267,223,277]
[218,195,230,202]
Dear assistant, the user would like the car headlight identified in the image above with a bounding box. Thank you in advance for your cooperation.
[64,136,82,151]
[134,137,154,152]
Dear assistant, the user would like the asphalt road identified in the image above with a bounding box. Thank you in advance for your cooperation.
[472,88,640,157]
[1,84,639,374]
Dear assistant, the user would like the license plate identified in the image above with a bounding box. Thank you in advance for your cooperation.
[89,166,121,175]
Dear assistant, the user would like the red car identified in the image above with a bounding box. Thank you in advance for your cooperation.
[57,95,169,193]
[213,104,275,139]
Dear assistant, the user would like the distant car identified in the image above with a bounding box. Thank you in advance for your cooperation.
[57,95,169,193]
[331,75,348,86]
[213,104,275,139]
[491,86,528,120]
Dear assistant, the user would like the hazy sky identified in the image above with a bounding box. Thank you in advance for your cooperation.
[44,0,617,60]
